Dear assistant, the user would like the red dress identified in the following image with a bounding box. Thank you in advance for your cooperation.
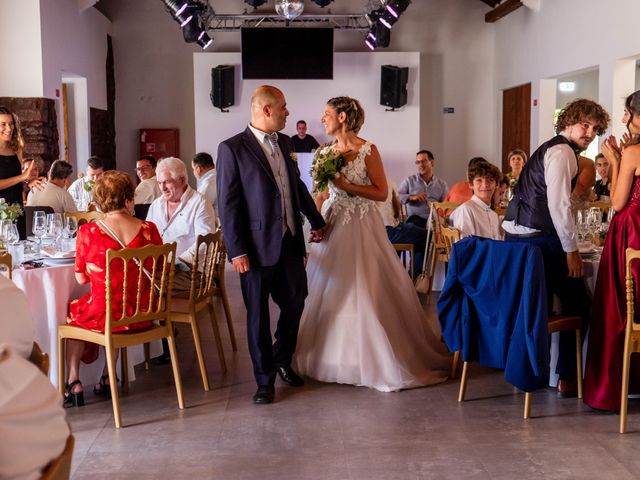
[584,176,640,411]
[67,221,163,363]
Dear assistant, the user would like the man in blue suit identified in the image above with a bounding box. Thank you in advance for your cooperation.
[217,85,326,404]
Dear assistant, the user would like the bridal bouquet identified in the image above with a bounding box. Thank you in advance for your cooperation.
[0,199,23,221]
[310,146,344,193]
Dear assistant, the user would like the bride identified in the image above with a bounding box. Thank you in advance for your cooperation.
[293,96,451,392]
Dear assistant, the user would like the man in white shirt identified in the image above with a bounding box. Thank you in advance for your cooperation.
[451,160,502,240]
[67,156,104,211]
[502,98,610,397]
[146,156,217,292]
[134,155,161,204]
[26,160,77,214]
[191,152,217,221]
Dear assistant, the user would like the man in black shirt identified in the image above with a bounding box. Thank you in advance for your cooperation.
[290,120,320,152]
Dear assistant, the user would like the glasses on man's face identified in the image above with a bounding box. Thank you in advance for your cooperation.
[136,165,152,172]
[415,160,428,165]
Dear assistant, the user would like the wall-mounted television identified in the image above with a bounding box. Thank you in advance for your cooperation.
[241,28,334,80]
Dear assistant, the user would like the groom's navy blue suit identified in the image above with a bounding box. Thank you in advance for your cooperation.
[216,127,325,386]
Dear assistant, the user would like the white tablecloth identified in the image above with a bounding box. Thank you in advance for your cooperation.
[12,264,160,388]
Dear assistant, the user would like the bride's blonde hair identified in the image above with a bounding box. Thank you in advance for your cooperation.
[327,96,365,133]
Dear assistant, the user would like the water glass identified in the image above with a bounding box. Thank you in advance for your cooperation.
[64,216,78,238]
[4,223,19,246]
[46,213,63,239]
[7,242,24,267]
[32,211,47,240]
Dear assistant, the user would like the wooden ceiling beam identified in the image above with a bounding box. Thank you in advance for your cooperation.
[485,0,523,23]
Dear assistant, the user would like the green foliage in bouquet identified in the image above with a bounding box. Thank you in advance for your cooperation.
[310,146,344,193]
[0,201,23,221]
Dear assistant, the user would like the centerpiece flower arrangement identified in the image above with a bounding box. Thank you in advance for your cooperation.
[310,145,345,193]
[0,199,23,221]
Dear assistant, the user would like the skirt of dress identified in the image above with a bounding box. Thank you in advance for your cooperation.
[293,203,451,392]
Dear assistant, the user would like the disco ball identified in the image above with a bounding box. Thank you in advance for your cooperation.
[275,0,304,20]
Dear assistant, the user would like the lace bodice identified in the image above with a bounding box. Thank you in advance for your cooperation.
[323,141,374,224]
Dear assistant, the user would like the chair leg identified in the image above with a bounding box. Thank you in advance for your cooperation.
[524,392,532,419]
[620,338,633,433]
[166,330,185,410]
[208,303,227,373]
[121,347,129,396]
[220,287,237,352]
[458,361,469,402]
[58,336,66,395]
[575,329,583,399]
[450,350,460,380]
[143,343,151,370]
[190,313,211,391]
[105,345,122,429]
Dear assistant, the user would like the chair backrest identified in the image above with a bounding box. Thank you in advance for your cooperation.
[133,203,151,221]
[440,227,461,262]
[41,434,74,480]
[29,341,49,375]
[104,242,177,333]
[213,230,228,291]
[429,201,459,247]
[64,211,105,227]
[625,248,640,336]
[188,231,224,305]
[25,206,54,237]
[0,251,12,279]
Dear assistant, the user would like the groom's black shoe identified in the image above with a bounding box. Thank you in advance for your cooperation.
[253,385,275,404]
[277,366,305,387]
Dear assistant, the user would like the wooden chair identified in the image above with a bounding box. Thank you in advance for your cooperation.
[439,227,462,378]
[213,234,237,352]
[620,248,640,433]
[58,242,184,428]
[29,341,49,375]
[63,210,105,226]
[424,201,459,303]
[169,232,228,391]
[0,251,12,279]
[41,434,74,480]
[392,243,415,279]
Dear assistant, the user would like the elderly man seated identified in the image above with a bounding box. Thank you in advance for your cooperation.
[26,160,77,214]
[147,156,217,293]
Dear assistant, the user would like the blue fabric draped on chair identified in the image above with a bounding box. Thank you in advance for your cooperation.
[437,236,550,392]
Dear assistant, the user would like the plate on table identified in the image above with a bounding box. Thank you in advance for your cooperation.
[41,246,75,259]
[578,243,597,254]
[41,256,76,266]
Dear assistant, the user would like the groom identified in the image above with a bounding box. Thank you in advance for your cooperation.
[216,85,326,404]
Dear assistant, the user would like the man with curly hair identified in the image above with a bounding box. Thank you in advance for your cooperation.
[503,98,610,397]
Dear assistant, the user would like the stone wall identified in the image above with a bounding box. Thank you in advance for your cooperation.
[0,97,59,169]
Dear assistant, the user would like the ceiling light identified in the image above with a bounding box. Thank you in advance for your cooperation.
[197,31,214,49]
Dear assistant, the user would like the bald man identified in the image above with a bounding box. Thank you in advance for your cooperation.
[216,85,326,404]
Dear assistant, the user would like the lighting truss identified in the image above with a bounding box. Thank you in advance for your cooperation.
[204,13,371,31]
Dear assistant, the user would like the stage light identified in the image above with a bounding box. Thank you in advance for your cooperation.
[364,8,391,50]
[197,31,214,49]
[162,0,194,26]
[275,0,304,20]
[245,0,267,7]
[312,0,333,6]
[386,0,411,18]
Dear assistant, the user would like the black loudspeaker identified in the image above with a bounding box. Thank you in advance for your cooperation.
[380,65,408,109]
[211,65,234,112]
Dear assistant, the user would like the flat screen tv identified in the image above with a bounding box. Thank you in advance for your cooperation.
[241,28,333,80]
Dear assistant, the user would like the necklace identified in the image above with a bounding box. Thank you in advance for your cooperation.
[106,209,129,217]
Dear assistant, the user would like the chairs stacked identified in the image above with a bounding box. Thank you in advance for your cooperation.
[63,211,105,227]
[58,242,183,428]
[169,232,229,391]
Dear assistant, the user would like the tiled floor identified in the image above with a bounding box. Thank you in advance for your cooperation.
[66,270,640,479]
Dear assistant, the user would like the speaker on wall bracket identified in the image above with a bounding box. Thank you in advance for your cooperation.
[380,64,408,111]
[211,65,235,112]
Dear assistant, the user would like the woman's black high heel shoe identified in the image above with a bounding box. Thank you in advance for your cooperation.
[93,374,112,397]
[64,380,85,407]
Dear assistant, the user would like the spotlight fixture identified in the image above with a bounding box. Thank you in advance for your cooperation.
[162,0,194,26]
[312,0,333,6]
[364,8,390,50]
[380,0,411,30]
[162,0,214,50]
[197,31,214,49]
[245,0,267,7]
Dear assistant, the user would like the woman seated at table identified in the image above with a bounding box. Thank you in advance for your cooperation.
[63,170,163,407]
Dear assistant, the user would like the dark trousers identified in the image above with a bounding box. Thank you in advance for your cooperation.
[240,231,308,386]
[505,234,590,381]
[406,215,428,229]
[386,224,427,276]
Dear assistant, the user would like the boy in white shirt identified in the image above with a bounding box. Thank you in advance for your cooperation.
[451,161,502,240]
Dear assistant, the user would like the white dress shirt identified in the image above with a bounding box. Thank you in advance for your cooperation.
[0,276,34,359]
[0,344,69,480]
[26,182,77,214]
[134,176,161,204]
[146,186,217,265]
[451,194,501,240]
[196,169,217,219]
[67,177,93,211]
[502,136,578,252]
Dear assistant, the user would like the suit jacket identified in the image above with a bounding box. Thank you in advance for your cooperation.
[437,236,550,392]
[216,127,325,267]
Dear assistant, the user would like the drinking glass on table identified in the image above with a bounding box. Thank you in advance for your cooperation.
[607,207,615,224]
[32,212,47,242]
[46,213,63,237]
[64,215,78,238]
[4,223,19,246]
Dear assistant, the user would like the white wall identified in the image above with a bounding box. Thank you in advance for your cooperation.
[194,52,420,186]
[494,0,640,153]
[0,0,43,97]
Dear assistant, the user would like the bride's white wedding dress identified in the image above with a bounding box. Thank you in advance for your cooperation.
[293,141,450,392]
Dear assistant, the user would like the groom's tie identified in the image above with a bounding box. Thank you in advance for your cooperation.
[266,133,296,236]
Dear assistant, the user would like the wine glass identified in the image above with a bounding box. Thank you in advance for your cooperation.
[64,216,78,238]
[32,212,47,242]
[4,223,19,245]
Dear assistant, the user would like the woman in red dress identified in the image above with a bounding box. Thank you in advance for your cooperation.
[63,171,163,407]
[584,90,640,411]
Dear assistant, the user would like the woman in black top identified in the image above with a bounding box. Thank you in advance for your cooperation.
[0,106,36,237]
